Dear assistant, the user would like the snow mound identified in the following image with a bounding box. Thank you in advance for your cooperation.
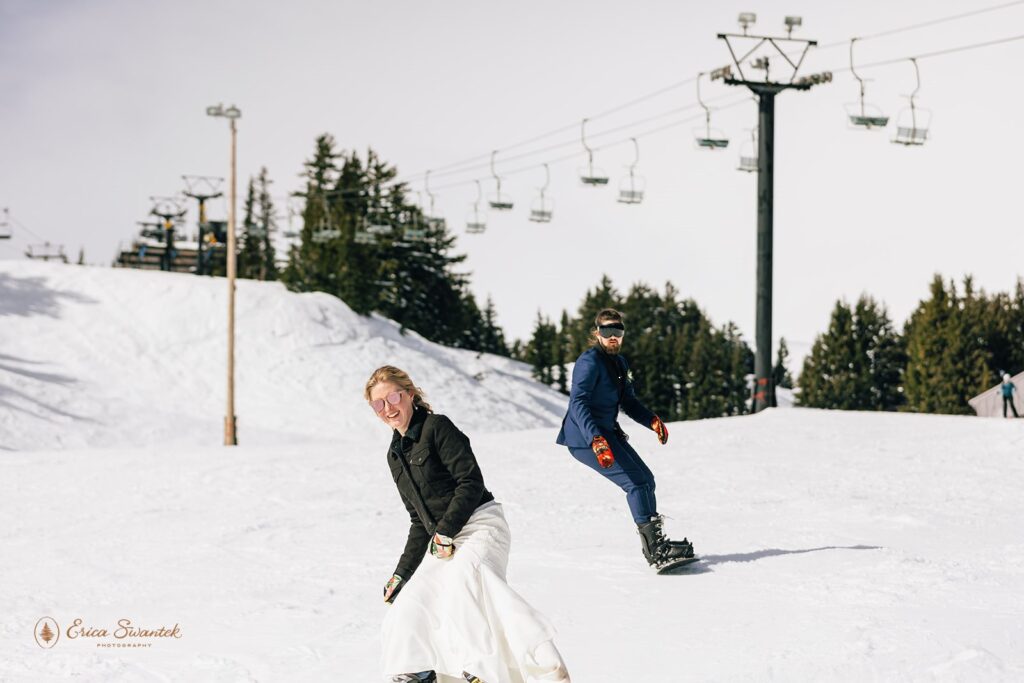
[0,261,566,450]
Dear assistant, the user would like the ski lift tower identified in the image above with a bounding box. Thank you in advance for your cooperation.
[182,175,224,275]
[149,195,187,272]
[717,13,831,412]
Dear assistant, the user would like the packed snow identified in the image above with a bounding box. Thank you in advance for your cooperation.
[2,261,1023,682]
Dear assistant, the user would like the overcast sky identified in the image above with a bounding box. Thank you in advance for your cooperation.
[3,0,1023,364]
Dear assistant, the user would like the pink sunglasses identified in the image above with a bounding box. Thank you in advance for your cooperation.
[370,391,405,414]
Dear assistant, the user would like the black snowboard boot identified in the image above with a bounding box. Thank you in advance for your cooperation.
[637,515,694,567]
[390,673,436,683]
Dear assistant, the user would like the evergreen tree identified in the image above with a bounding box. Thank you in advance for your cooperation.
[555,310,572,394]
[904,276,991,414]
[772,338,794,390]
[282,137,501,354]
[238,177,261,279]
[555,275,752,421]
[525,312,558,386]
[255,167,277,281]
[798,295,905,411]
[475,296,508,356]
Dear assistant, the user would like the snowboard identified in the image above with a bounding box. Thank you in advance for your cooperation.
[656,556,701,574]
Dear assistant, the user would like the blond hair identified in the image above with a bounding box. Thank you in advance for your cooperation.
[364,365,433,413]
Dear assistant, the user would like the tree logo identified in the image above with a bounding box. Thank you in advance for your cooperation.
[34,617,60,649]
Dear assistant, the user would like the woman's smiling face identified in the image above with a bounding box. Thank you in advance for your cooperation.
[369,380,415,434]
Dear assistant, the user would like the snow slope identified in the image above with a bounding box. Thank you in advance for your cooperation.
[2,261,1024,682]
[0,261,565,451]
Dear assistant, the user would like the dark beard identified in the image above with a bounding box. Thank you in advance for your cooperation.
[599,341,621,356]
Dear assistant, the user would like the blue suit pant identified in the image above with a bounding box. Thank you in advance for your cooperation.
[568,433,656,525]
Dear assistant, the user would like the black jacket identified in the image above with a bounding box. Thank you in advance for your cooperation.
[387,408,494,579]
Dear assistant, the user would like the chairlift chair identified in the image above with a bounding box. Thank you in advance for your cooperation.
[488,151,514,210]
[467,180,487,234]
[694,73,729,149]
[617,138,646,204]
[529,164,554,223]
[892,59,930,147]
[399,206,427,241]
[420,172,447,235]
[25,242,68,263]
[312,195,344,243]
[738,128,758,172]
[578,119,610,185]
[846,38,890,130]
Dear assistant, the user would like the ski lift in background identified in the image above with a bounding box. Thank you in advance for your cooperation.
[402,192,428,241]
[312,194,343,244]
[364,200,394,241]
[25,242,68,263]
[488,151,514,210]
[422,171,447,233]
[694,73,729,149]
[283,196,303,239]
[0,208,11,240]
[738,128,759,172]
[892,58,931,146]
[529,164,554,223]
[845,38,889,130]
[578,118,609,186]
[467,180,487,234]
[617,138,646,204]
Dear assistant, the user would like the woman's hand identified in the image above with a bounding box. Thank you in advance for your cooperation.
[383,573,404,603]
[430,532,455,560]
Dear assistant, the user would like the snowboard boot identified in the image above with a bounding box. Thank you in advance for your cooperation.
[389,673,436,683]
[637,515,694,568]
[462,673,484,683]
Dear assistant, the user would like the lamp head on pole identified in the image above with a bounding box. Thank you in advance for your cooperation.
[784,16,802,37]
[206,103,242,119]
[738,12,756,35]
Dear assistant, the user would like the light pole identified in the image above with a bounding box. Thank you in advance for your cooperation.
[206,103,241,445]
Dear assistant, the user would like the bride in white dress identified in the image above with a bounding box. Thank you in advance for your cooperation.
[365,366,571,683]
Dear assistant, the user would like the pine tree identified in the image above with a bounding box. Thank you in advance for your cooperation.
[255,167,277,281]
[904,276,990,414]
[555,310,572,394]
[525,312,558,386]
[282,137,505,354]
[238,177,261,279]
[475,296,508,356]
[772,338,794,390]
[798,295,905,411]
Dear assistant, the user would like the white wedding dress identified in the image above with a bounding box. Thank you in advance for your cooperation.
[381,502,570,683]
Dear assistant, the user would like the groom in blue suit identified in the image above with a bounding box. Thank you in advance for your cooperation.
[557,308,694,569]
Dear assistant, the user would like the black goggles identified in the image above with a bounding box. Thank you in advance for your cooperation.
[598,323,625,338]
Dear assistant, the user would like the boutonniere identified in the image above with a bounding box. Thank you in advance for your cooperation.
[626,370,635,383]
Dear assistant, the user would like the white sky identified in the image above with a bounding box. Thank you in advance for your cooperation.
[2,0,1023,361]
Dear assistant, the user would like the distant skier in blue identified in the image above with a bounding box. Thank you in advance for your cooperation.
[1001,373,1019,418]
[556,308,695,571]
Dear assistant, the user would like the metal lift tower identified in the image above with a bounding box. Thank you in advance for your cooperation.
[716,13,831,411]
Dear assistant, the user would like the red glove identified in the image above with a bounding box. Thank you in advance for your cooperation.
[592,435,615,468]
[651,416,668,445]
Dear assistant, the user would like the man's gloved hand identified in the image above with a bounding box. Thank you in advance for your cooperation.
[383,573,404,604]
[652,416,669,445]
[591,435,615,468]
[430,532,455,560]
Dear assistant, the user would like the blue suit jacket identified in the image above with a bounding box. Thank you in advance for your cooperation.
[556,346,657,448]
